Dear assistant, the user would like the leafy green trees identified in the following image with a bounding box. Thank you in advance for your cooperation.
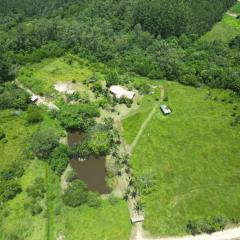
[49,144,69,176]
[57,104,99,131]
[0,83,30,110]
[0,54,14,83]
[62,180,88,207]
[72,123,117,159]
[30,128,59,159]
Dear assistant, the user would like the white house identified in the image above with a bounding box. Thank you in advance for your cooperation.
[110,85,135,100]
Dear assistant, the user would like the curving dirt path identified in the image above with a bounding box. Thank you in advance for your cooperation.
[226,11,239,18]
[130,87,164,154]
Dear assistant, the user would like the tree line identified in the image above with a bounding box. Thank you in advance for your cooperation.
[0,0,239,95]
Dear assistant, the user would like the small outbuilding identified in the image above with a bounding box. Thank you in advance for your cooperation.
[31,95,39,103]
[160,104,171,115]
[110,85,135,100]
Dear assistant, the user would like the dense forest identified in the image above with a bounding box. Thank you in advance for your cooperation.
[0,0,240,94]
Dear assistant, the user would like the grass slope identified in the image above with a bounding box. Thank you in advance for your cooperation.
[123,82,240,236]
[201,15,240,42]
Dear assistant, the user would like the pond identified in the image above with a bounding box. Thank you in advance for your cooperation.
[68,131,111,194]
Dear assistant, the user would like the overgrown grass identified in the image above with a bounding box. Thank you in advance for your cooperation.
[201,15,240,42]
[18,57,102,96]
[123,81,240,236]
[0,108,62,240]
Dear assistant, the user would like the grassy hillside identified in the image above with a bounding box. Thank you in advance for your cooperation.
[201,14,240,42]
[123,81,240,236]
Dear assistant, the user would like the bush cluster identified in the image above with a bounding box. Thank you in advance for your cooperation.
[186,216,228,235]
[62,179,102,208]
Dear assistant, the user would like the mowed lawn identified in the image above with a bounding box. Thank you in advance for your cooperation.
[123,82,240,236]
[200,14,240,42]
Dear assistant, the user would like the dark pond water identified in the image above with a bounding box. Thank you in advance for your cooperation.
[67,131,111,194]
[67,131,84,146]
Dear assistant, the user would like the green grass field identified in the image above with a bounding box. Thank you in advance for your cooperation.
[201,15,240,42]
[123,81,240,236]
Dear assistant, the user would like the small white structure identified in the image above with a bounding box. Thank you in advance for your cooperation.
[110,85,135,100]
[131,215,144,224]
[31,95,39,102]
[160,104,171,115]
[54,83,75,95]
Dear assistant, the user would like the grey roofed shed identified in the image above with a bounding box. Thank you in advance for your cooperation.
[160,104,171,115]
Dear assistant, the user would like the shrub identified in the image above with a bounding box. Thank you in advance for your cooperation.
[0,86,30,110]
[87,192,102,208]
[0,162,24,181]
[66,169,77,183]
[106,71,120,87]
[30,129,59,159]
[186,216,228,235]
[30,203,43,216]
[49,144,69,176]
[62,180,88,207]
[108,194,119,205]
[0,180,22,203]
[26,105,43,124]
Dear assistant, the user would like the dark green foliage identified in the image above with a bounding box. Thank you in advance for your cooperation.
[62,179,88,207]
[49,144,69,176]
[229,34,240,49]
[116,97,133,108]
[57,104,99,131]
[26,105,43,124]
[0,0,239,96]
[87,192,102,208]
[106,71,120,87]
[133,81,151,95]
[72,123,117,159]
[186,216,228,235]
[0,54,14,83]
[0,180,22,203]
[0,83,30,110]
[132,0,236,37]
[30,128,59,159]
[0,162,24,181]
[0,128,6,140]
